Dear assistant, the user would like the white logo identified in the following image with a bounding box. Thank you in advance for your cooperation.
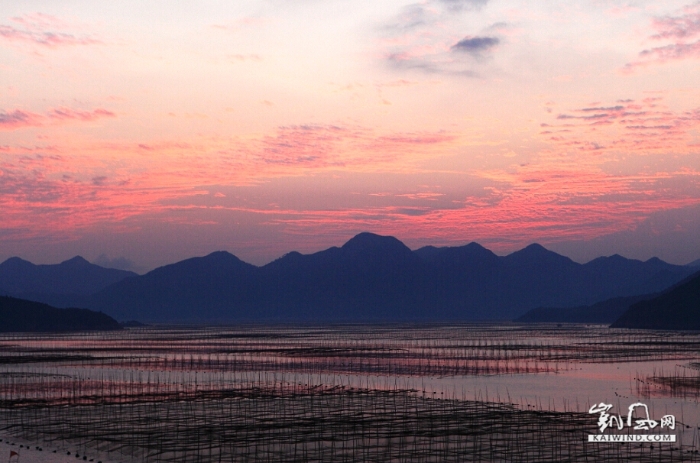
[587,402,676,442]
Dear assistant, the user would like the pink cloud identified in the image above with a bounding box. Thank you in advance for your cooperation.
[243,124,456,168]
[371,133,454,145]
[1,131,698,260]
[0,107,115,130]
[0,109,42,129]
[0,123,461,240]
[408,97,698,247]
[11,13,67,30]
[635,40,700,63]
[651,3,700,40]
[47,108,115,121]
[0,13,101,49]
[257,125,354,166]
[0,25,100,47]
[262,181,700,253]
[10,106,697,256]
[624,3,700,70]
[543,97,700,153]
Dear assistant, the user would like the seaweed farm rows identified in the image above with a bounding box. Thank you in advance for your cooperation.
[3,325,700,462]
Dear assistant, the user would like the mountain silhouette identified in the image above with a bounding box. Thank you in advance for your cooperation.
[0,256,137,307]
[81,233,694,322]
[0,256,137,308]
[611,269,700,330]
[253,232,427,321]
[91,251,258,322]
[0,295,121,332]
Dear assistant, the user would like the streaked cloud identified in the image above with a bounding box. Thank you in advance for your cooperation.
[0,13,101,49]
[0,107,115,130]
[47,108,115,122]
[541,97,700,154]
[624,2,700,71]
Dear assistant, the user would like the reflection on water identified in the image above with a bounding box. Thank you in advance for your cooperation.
[2,324,700,462]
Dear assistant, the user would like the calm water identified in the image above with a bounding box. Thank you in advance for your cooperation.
[2,324,700,462]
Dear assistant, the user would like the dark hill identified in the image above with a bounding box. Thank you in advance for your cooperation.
[0,256,137,307]
[611,270,700,330]
[581,255,687,300]
[86,233,696,323]
[90,251,258,322]
[341,232,413,257]
[0,296,121,332]
[255,232,427,321]
[515,294,652,324]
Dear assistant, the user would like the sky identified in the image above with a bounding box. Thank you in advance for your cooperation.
[1,0,699,272]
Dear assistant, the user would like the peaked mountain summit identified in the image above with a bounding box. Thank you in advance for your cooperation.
[91,251,258,322]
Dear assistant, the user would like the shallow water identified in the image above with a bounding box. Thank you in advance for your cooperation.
[3,324,700,461]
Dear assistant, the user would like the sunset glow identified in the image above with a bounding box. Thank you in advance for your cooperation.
[2,0,700,270]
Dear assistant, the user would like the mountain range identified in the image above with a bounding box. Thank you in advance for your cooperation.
[1,233,695,323]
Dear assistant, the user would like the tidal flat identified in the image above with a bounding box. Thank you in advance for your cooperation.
[2,324,700,462]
